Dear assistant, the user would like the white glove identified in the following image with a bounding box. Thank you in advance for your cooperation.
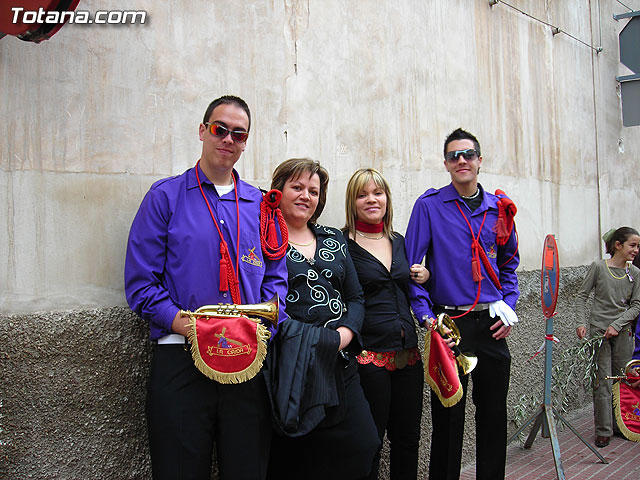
[489,300,519,327]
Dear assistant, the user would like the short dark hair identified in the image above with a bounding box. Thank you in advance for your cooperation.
[604,226,640,256]
[202,95,251,132]
[271,158,329,223]
[444,128,481,158]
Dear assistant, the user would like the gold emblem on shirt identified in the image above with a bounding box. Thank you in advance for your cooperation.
[241,247,263,267]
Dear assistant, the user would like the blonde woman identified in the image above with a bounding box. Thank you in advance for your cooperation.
[344,168,428,480]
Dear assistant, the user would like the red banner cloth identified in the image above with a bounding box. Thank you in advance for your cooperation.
[424,329,463,407]
[187,315,269,384]
[614,380,640,442]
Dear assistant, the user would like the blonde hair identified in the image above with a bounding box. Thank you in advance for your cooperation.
[344,168,395,239]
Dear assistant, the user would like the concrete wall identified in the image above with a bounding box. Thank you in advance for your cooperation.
[0,269,593,479]
[1,0,638,478]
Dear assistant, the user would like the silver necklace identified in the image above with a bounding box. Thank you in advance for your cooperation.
[356,230,384,240]
[460,189,480,200]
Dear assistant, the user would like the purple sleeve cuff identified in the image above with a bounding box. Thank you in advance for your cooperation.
[159,304,180,334]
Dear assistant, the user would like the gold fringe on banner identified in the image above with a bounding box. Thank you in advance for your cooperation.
[187,317,271,384]
[613,381,640,442]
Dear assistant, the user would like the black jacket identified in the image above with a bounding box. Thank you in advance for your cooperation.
[264,319,346,437]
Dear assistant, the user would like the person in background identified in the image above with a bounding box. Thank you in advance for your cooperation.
[125,95,288,480]
[405,128,520,480]
[344,168,427,480]
[575,226,640,447]
[266,158,379,480]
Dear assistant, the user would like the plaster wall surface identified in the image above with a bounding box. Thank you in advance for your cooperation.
[2,0,639,312]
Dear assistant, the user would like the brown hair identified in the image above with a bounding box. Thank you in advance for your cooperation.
[344,168,395,239]
[271,158,329,223]
[604,226,640,256]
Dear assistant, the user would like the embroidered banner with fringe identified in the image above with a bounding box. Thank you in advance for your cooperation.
[614,380,640,442]
[423,329,463,407]
[186,315,270,384]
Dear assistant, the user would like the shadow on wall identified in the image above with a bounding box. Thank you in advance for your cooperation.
[0,267,592,480]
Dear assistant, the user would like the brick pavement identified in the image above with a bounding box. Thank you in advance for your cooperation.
[460,405,640,480]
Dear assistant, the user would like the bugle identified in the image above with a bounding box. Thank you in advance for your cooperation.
[179,294,280,384]
[434,313,478,375]
[606,359,640,383]
[181,294,279,327]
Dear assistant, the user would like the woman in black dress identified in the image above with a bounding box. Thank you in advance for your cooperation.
[344,168,427,480]
[266,158,379,480]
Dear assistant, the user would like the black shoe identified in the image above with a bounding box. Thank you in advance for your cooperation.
[595,436,610,448]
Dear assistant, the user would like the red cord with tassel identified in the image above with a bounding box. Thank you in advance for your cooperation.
[260,189,288,260]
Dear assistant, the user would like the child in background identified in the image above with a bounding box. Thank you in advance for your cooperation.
[575,227,640,448]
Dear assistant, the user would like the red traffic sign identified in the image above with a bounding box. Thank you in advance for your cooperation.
[541,235,559,318]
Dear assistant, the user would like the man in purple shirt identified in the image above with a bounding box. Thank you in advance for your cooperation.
[125,95,288,480]
[405,128,520,480]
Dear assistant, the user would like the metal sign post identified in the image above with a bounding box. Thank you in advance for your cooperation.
[508,235,607,479]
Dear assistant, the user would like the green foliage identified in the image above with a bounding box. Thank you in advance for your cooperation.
[510,335,604,443]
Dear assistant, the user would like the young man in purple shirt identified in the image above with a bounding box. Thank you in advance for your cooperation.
[405,128,520,480]
[125,95,288,480]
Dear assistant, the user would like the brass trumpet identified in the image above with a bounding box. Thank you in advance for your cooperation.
[181,293,279,327]
[605,359,640,382]
[434,313,478,375]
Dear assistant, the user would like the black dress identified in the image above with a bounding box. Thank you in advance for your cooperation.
[267,224,379,480]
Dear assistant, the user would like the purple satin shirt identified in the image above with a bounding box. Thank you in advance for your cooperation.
[125,165,288,340]
[405,183,520,322]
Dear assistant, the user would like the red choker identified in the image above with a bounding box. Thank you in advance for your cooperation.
[356,220,383,233]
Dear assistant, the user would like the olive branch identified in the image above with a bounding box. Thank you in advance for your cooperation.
[510,335,604,442]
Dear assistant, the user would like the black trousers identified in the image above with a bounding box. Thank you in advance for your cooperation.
[358,360,424,480]
[428,310,511,480]
[267,359,380,480]
[147,345,272,480]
